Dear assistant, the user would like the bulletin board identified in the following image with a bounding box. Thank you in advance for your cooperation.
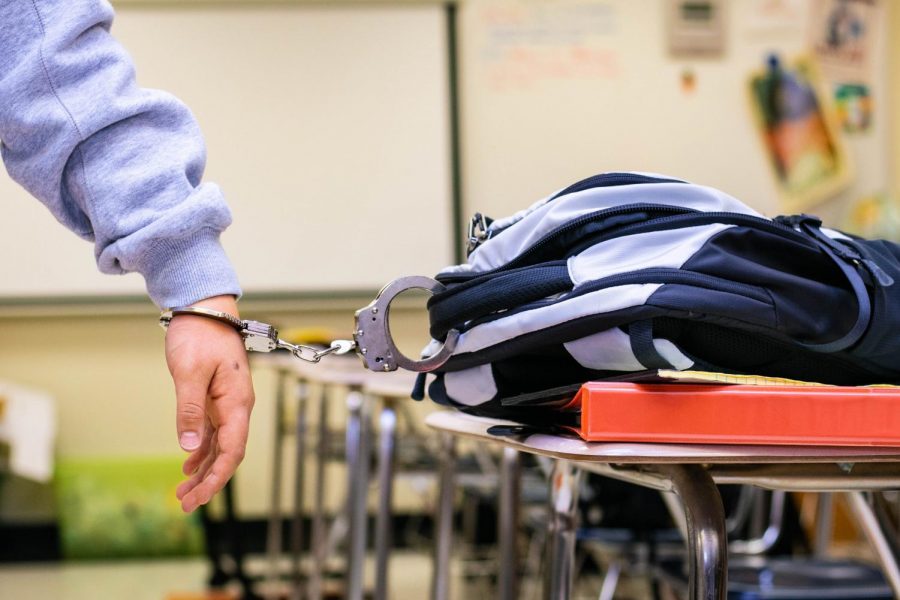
[458,0,890,225]
[0,3,452,301]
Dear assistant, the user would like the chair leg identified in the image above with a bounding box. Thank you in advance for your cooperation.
[266,370,288,589]
[198,502,229,588]
[223,480,263,600]
[345,388,370,600]
[498,447,522,600]
[544,460,583,600]
[374,402,398,600]
[845,491,900,597]
[290,380,309,600]
[813,492,834,557]
[307,385,330,600]
[598,560,622,600]
[431,431,457,600]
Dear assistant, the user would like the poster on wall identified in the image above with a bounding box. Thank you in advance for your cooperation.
[744,0,806,35]
[809,0,879,81]
[834,83,873,133]
[474,1,621,92]
[747,55,852,212]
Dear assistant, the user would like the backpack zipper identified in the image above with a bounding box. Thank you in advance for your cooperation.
[548,172,686,201]
[569,268,771,303]
[467,172,687,254]
[460,268,771,333]
[450,208,863,286]
[442,203,697,283]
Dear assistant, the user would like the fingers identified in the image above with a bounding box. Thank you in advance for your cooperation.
[173,368,211,452]
[182,424,214,475]
[177,433,217,501]
[179,355,254,512]
[179,421,246,512]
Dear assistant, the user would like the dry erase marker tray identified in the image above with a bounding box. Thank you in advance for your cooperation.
[558,379,900,446]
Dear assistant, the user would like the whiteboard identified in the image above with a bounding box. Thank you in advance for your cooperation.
[459,0,889,223]
[0,4,452,299]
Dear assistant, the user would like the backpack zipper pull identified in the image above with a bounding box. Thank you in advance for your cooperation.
[467,212,492,255]
[789,215,895,287]
[860,258,895,286]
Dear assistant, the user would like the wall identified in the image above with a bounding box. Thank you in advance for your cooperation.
[891,0,900,194]
[459,0,890,226]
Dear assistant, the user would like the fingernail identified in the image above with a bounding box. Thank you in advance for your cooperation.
[180,431,201,451]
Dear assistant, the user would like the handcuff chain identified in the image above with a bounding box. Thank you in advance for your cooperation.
[161,273,457,373]
[277,339,356,363]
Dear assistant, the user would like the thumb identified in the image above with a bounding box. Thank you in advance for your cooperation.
[175,376,209,451]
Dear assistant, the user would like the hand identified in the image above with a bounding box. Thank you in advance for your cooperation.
[164,295,255,512]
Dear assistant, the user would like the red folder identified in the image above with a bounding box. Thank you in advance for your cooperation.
[565,382,900,446]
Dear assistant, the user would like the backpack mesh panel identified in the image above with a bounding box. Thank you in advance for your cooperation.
[654,318,890,385]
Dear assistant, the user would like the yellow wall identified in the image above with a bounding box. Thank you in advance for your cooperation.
[891,0,900,194]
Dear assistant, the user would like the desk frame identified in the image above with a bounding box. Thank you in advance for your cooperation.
[426,411,900,600]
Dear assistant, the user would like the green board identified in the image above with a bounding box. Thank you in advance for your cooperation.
[55,456,203,559]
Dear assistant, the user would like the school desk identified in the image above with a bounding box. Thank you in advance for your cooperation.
[425,409,900,600]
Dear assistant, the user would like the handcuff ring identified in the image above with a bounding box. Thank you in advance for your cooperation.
[353,275,458,373]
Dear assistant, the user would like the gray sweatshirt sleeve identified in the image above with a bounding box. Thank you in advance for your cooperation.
[0,0,241,308]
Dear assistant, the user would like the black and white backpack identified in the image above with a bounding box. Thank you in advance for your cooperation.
[418,172,900,417]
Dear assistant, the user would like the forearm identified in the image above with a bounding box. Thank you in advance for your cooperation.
[0,0,240,307]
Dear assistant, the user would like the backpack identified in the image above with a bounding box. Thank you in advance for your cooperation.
[418,172,900,418]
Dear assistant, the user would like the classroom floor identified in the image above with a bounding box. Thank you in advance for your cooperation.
[0,551,648,600]
[0,557,210,600]
[0,552,438,600]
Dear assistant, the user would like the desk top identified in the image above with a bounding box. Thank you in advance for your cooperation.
[425,411,900,464]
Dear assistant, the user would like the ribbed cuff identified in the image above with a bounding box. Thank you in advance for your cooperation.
[139,228,242,308]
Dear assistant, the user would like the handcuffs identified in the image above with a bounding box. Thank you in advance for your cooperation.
[159,276,459,373]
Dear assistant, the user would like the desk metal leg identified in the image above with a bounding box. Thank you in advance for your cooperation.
[498,447,521,600]
[345,388,371,600]
[845,491,900,596]
[307,385,330,600]
[374,401,397,600]
[662,491,688,541]
[814,493,833,557]
[431,431,456,600]
[655,464,727,600]
[290,380,309,600]
[544,460,583,600]
[728,490,785,555]
[267,370,289,592]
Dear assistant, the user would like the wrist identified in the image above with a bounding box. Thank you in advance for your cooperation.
[188,295,240,318]
[161,296,242,333]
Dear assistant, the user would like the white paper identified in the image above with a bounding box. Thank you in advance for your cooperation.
[0,381,57,482]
